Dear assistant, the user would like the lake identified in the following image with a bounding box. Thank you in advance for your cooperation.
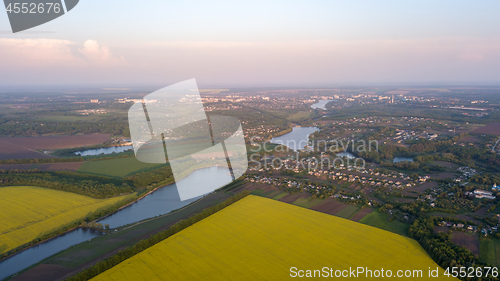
[270,127,319,151]
[393,157,414,163]
[0,166,231,280]
[75,145,133,156]
[311,100,333,110]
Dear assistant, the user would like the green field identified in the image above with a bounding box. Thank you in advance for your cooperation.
[479,238,500,266]
[92,196,451,280]
[335,205,360,219]
[78,156,166,178]
[272,192,289,200]
[0,186,133,254]
[292,197,324,208]
[287,110,313,121]
[358,211,410,236]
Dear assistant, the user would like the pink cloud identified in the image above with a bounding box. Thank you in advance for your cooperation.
[79,40,125,64]
[0,38,125,67]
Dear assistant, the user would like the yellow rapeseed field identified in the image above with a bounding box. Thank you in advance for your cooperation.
[0,186,132,254]
[92,195,455,280]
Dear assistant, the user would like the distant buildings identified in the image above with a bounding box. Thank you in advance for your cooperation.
[473,189,496,200]
[493,183,500,191]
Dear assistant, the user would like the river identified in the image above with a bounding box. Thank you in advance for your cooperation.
[0,166,231,280]
[311,100,333,110]
[270,127,319,151]
[98,166,232,228]
[0,229,102,280]
[74,145,133,156]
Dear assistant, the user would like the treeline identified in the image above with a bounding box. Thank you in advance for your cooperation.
[381,161,446,172]
[0,154,131,165]
[124,165,173,187]
[0,170,133,198]
[0,160,180,198]
[0,118,130,137]
[359,132,500,172]
[0,157,84,165]
[356,133,467,164]
[409,217,496,281]
[381,161,420,170]
[267,127,292,140]
[470,173,500,186]
[66,191,251,281]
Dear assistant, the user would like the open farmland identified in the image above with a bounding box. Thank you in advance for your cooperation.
[0,134,111,150]
[473,122,500,136]
[0,140,52,160]
[91,195,451,281]
[358,211,409,236]
[480,239,500,266]
[77,156,166,178]
[0,186,133,255]
[0,162,83,171]
[0,134,111,160]
[351,207,374,221]
[451,231,480,256]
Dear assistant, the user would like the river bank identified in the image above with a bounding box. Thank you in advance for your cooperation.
[10,191,235,281]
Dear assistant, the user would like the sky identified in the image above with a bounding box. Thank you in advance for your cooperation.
[0,0,499,87]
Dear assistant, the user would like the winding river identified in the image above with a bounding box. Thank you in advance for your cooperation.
[0,166,231,280]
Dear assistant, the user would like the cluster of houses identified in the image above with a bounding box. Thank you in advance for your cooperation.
[332,193,366,202]
[439,221,478,232]
[457,166,477,179]
[325,171,416,189]
[454,166,479,183]
[246,175,368,203]
[481,223,499,236]
[249,161,435,191]
[439,220,500,237]
[247,175,326,194]
[441,219,500,237]
[439,221,477,232]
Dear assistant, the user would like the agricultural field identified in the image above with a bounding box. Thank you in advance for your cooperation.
[0,186,133,254]
[480,238,500,267]
[0,162,83,171]
[334,205,361,219]
[358,211,410,236]
[473,122,500,136]
[0,134,111,160]
[0,134,111,150]
[77,156,166,178]
[91,195,450,281]
[451,231,480,256]
[0,140,52,160]
[287,110,313,121]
